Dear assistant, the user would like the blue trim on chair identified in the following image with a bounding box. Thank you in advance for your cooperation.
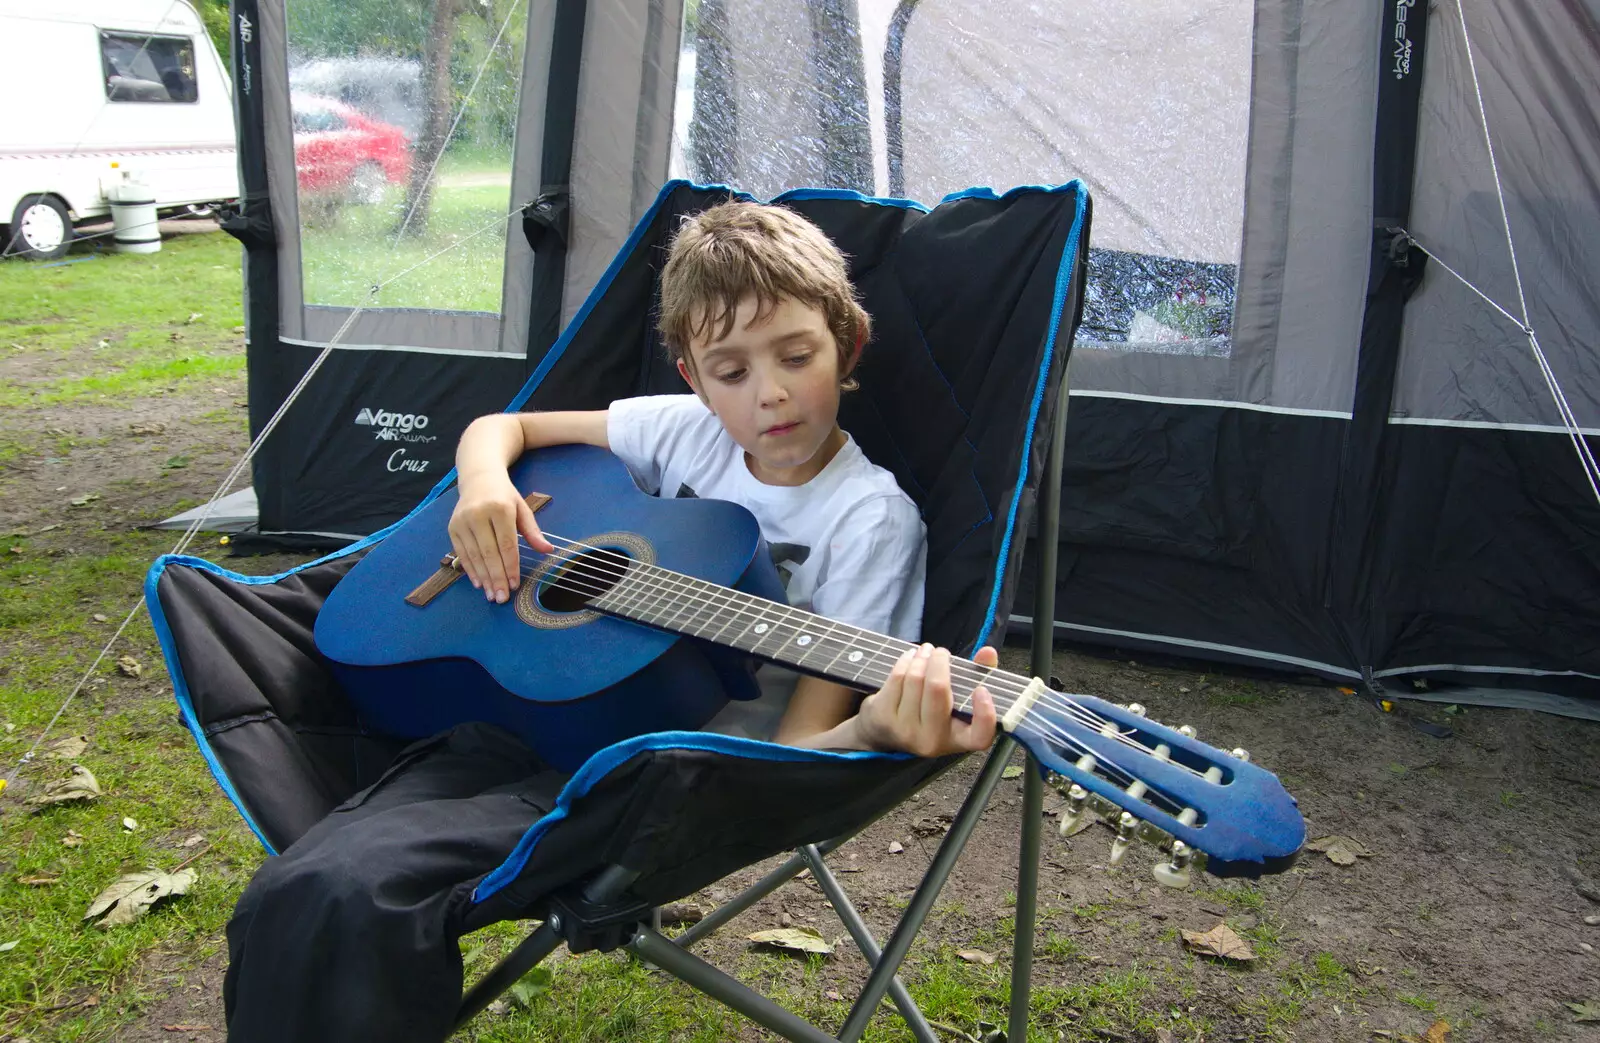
[773,187,930,212]
[473,731,905,903]
[972,181,1088,651]
[145,555,281,851]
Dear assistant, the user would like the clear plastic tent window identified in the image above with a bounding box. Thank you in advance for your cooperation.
[284,0,528,315]
[669,0,1252,359]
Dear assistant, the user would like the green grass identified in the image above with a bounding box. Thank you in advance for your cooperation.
[0,233,245,409]
[299,183,512,312]
[0,531,262,1038]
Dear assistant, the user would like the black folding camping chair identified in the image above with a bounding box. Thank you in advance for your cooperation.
[146,179,1092,1042]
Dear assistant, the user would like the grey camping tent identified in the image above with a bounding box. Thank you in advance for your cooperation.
[219,0,1600,698]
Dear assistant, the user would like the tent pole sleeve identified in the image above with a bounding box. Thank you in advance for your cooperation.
[1326,0,1434,669]
[523,0,588,366]
[222,0,287,530]
[883,0,922,198]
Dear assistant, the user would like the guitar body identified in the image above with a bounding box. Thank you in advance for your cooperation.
[315,444,788,771]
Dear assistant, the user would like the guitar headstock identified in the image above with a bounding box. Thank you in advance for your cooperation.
[1015,690,1304,887]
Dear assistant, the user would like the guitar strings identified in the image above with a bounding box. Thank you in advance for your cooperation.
[495,535,1198,816]
[505,532,1163,762]
[498,533,1197,798]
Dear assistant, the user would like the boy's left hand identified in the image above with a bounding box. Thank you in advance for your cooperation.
[855,644,999,757]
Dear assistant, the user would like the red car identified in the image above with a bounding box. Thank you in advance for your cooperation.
[291,95,411,204]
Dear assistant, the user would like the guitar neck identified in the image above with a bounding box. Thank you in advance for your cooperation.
[589,558,1025,711]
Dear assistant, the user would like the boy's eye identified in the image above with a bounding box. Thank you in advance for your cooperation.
[784,353,813,367]
[716,368,746,384]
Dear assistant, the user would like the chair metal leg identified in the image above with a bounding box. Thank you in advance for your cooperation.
[453,920,562,1030]
[837,737,1018,1043]
[675,846,821,948]
[800,845,939,1043]
[1009,762,1043,1043]
[1008,308,1074,1042]
[631,926,841,1043]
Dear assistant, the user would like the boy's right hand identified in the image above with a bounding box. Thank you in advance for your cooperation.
[447,470,555,603]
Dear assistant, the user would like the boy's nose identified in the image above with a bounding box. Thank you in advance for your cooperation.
[756,373,789,406]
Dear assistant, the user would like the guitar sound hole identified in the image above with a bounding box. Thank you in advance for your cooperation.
[537,547,631,614]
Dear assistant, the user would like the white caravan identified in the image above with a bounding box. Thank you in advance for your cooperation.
[0,0,238,259]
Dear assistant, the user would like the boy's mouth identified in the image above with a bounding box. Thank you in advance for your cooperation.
[762,421,801,437]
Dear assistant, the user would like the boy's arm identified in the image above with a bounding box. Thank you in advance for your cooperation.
[777,645,999,756]
[450,411,609,602]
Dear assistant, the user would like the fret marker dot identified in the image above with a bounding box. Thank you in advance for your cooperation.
[848,651,863,663]
[796,635,812,646]
[753,623,769,634]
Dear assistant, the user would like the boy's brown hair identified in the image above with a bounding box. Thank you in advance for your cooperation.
[658,201,870,390]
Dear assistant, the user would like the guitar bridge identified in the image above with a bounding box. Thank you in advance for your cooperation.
[404,490,553,607]
[405,554,464,607]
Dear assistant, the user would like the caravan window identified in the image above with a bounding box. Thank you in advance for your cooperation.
[100,32,198,103]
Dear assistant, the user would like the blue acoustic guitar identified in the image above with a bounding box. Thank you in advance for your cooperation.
[316,444,1304,884]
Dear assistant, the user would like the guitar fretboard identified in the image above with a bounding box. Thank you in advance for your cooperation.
[588,556,1014,704]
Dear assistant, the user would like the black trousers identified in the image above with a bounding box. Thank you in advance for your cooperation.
[224,723,569,1043]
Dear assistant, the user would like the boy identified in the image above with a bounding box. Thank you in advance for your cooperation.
[450,201,998,754]
[223,202,997,1043]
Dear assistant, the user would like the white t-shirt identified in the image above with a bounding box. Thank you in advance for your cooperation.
[607,394,926,739]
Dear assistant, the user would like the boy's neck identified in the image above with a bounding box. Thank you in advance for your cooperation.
[744,425,847,487]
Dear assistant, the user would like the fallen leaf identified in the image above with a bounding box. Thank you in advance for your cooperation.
[68,493,100,507]
[232,325,246,334]
[1002,765,1024,780]
[911,814,954,837]
[163,455,191,470]
[956,948,997,965]
[92,613,109,623]
[1155,1030,1177,1043]
[122,817,139,832]
[26,765,102,807]
[83,868,196,927]
[824,988,842,1001]
[46,735,88,760]
[19,874,60,885]
[186,313,203,324]
[117,656,142,677]
[181,834,205,848]
[888,841,904,854]
[1569,1001,1600,1022]
[1180,923,1257,962]
[1423,1020,1450,1042]
[659,902,705,925]
[748,926,833,956]
[129,422,167,436]
[1306,835,1371,865]
[62,830,84,847]
[162,1025,212,1032]
[0,940,18,953]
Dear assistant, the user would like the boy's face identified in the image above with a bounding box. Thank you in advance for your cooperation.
[679,294,848,486]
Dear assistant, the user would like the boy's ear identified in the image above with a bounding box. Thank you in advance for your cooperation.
[844,329,865,376]
[676,357,710,407]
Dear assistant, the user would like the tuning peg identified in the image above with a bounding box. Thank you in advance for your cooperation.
[1152,840,1195,889]
[1178,724,1197,739]
[1231,747,1251,762]
[1125,702,1147,716]
[1108,812,1138,867]
[1151,742,1172,763]
[1058,783,1094,837]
